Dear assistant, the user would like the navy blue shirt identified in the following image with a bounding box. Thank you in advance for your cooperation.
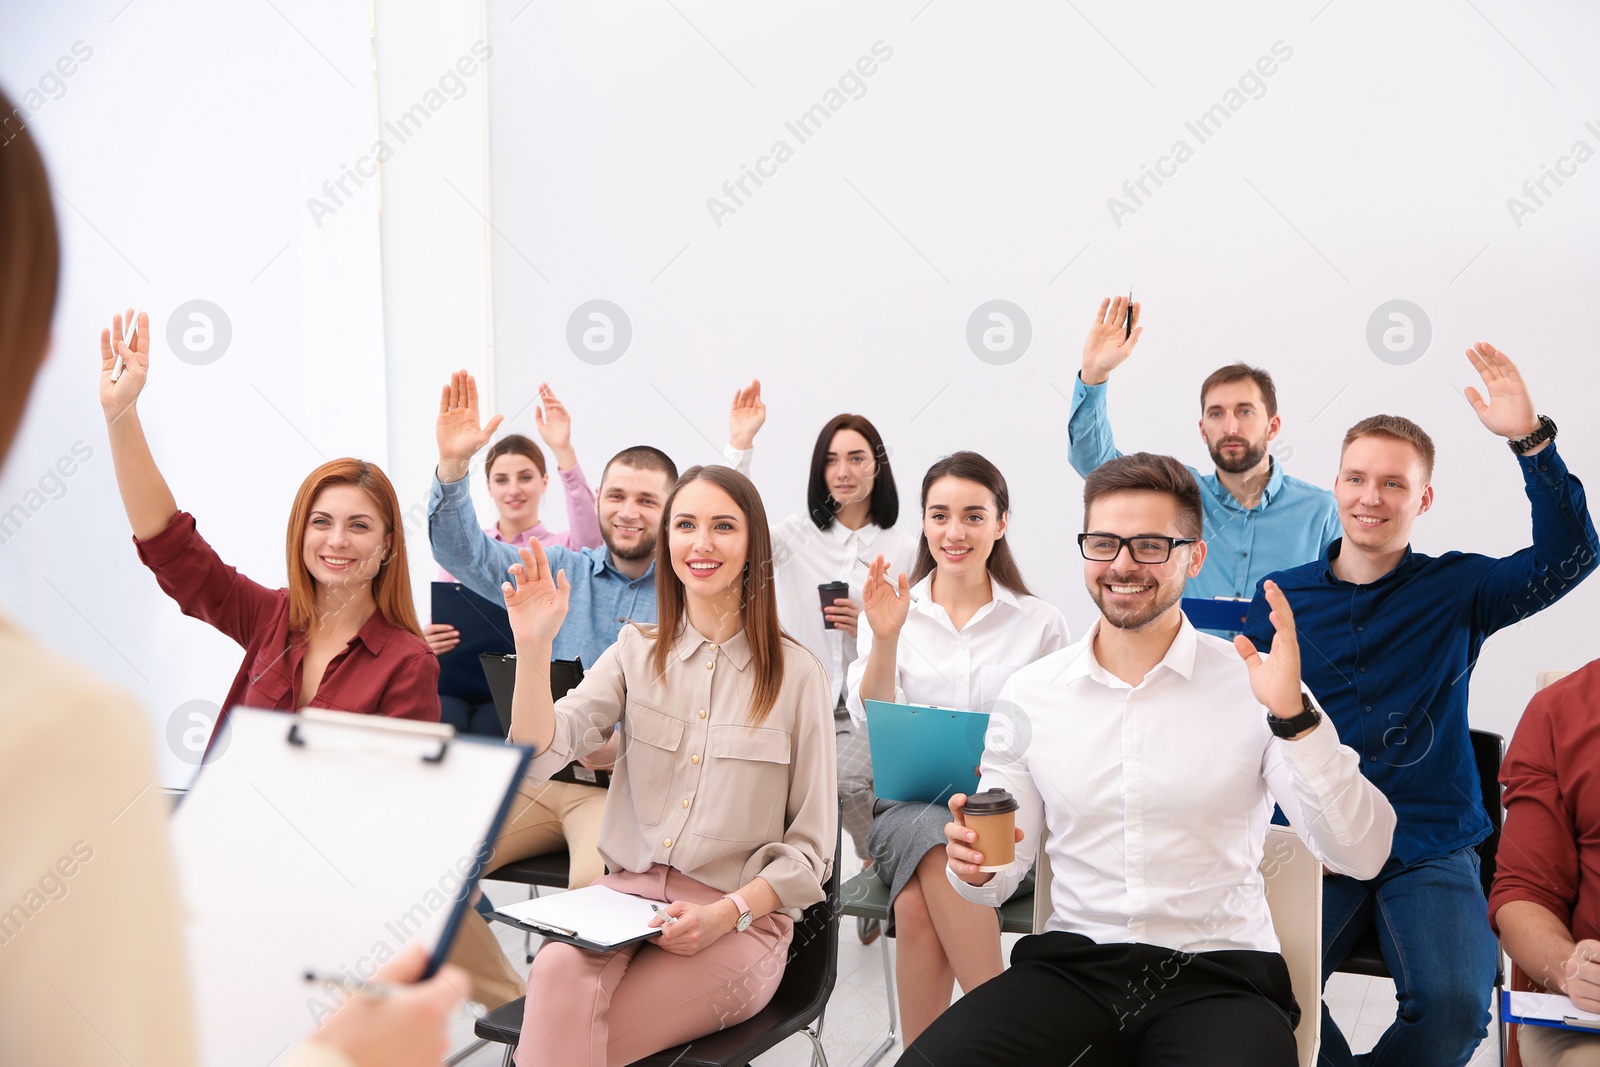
[1245,444,1598,867]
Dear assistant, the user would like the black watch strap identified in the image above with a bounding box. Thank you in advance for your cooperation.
[1267,693,1321,739]
[1508,414,1557,456]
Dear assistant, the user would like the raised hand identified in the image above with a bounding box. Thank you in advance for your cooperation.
[502,543,570,647]
[533,382,577,468]
[1232,581,1311,727]
[861,554,911,641]
[436,370,504,480]
[728,379,766,450]
[1080,295,1142,386]
[99,308,150,424]
[1463,342,1540,441]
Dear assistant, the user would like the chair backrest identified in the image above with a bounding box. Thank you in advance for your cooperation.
[775,822,842,1008]
[1470,728,1506,899]
[1262,825,1323,1067]
[1032,845,1051,933]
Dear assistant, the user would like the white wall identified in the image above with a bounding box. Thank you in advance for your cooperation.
[2,0,1597,786]
[482,0,1600,746]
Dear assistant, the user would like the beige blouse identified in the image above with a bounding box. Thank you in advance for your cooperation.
[528,622,837,914]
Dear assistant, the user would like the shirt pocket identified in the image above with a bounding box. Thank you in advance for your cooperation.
[246,649,295,710]
[620,701,685,826]
[697,725,793,844]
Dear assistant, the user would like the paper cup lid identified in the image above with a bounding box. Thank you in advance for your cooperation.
[963,788,1018,816]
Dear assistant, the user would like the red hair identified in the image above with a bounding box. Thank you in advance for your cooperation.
[284,459,422,637]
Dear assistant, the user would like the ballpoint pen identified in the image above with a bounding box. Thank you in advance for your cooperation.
[111,305,142,384]
[303,970,487,1018]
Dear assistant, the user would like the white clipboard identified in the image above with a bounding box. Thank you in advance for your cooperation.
[491,884,665,952]
[169,707,531,1067]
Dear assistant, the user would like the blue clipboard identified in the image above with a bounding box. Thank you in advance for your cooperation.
[1501,989,1600,1032]
[1181,596,1250,633]
[864,699,989,805]
[432,581,517,703]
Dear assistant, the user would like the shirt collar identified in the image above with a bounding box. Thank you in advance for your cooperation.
[595,550,654,582]
[829,519,880,546]
[1069,613,1199,687]
[351,610,400,656]
[1204,456,1286,511]
[1315,538,1417,586]
[908,572,1023,612]
[670,622,753,669]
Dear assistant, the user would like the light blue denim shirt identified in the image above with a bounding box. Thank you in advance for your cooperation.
[427,472,656,668]
[1066,375,1341,600]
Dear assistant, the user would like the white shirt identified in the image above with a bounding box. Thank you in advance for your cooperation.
[771,513,919,704]
[950,616,1396,955]
[846,573,1071,725]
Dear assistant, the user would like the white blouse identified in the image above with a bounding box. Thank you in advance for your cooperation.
[845,573,1070,725]
[771,514,919,705]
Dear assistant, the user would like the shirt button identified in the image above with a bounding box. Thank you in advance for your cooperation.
[708,644,718,652]
[1356,626,1364,632]
[705,661,714,671]
[681,799,690,808]
[1241,551,1248,557]
[1363,706,1372,713]
[1367,755,1377,762]
[663,837,673,847]
[698,709,707,719]
[691,754,700,764]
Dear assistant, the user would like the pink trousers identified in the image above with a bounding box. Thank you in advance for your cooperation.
[514,865,794,1067]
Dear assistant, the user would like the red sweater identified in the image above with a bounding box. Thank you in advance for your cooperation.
[1489,660,1600,994]
[135,511,439,740]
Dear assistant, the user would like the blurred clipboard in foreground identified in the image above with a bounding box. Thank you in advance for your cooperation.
[170,707,530,1067]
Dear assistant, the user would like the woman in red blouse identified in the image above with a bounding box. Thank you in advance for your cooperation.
[98,309,439,743]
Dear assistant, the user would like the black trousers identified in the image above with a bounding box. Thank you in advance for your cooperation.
[895,932,1300,1067]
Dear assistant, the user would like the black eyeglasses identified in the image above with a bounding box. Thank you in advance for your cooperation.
[1077,533,1198,564]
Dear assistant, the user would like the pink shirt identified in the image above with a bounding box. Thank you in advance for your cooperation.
[436,462,600,583]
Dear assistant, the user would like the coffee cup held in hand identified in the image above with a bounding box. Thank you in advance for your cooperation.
[963,788,1020,872]
[817,582,849,629]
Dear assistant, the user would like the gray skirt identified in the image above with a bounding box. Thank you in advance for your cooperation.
[866,800,1034,930]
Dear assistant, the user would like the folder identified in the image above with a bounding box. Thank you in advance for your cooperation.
[490,884,665,952]
[1501,989,1600,1031]
[865,699,989,805]
[170,707,530,1066]
[432,581,517,703]
[1181,596,1250,633]
[479,652,606,787]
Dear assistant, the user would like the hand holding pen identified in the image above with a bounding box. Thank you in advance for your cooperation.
[648,899,731,957]
[99,307,150,425]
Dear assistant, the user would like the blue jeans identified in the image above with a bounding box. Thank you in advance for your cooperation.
[439,695,502,738]
[1319,847,1496,1067]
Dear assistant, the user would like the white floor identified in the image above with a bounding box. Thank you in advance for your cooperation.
[446,851,1505,1067]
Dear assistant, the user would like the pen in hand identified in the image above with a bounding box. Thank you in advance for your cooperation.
[303,970,487,1018]
[650,903,679,925]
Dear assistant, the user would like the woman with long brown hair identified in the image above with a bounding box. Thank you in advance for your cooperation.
[849,450,1069,1046]
[498,464,835,1066]
[99,310,439,740]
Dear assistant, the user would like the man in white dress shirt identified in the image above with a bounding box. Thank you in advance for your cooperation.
[899,452,1395,1067]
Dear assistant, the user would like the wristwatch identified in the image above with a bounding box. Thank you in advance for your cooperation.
[1267,693,1322,739]
[722,891,753,933]
[1508,415,1557,456]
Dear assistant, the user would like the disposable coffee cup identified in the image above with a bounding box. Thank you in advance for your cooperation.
[817,582,850,629]
[963,788,1020,873]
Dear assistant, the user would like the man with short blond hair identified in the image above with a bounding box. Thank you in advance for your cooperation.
[1246,343,1599,1066]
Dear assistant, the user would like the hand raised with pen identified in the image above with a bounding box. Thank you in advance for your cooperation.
[437,370,504,478]
[502,543,570,647]
[728,379,766,450]
[1463,342,1540,441]
[861,554,911,641]
[98,308,150,424]
[1080,295,1142,387]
